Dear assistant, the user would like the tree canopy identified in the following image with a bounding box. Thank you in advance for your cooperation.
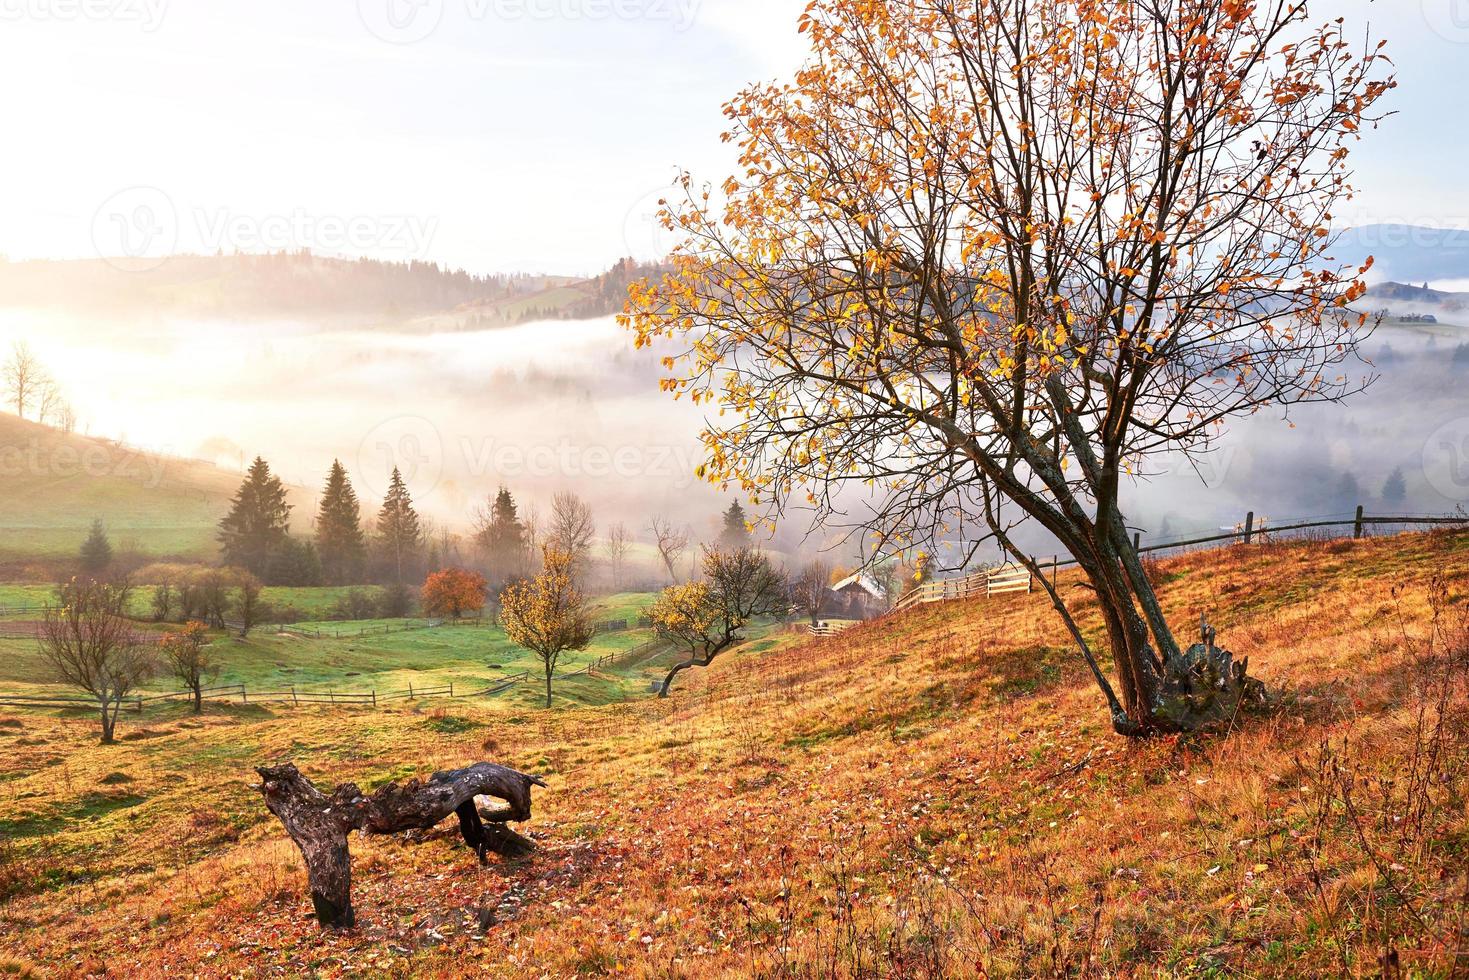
[623,0,1392,734]
[218,457,292,579]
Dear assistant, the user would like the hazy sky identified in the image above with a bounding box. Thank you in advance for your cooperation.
[0,0,1464,275]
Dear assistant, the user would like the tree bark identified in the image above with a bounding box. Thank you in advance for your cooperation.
[1078,532,1264,736]
[256,761,546,929]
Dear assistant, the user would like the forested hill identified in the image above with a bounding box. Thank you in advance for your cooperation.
[0,253,666,324]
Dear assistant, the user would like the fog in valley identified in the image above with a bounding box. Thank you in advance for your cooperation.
[2,304,1462,571]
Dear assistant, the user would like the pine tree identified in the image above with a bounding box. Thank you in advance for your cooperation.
[269,538,323,586]
[217,457,292,579]
[376,467,422,585]
[79,519,113,575]
[1381,466,1407,506]
[477,486,528,584]
[719,500,749,547]
[315,460,365,585]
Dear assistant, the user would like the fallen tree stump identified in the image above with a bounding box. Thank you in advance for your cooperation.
[256,761,546,929]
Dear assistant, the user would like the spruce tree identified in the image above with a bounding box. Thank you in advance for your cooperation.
[315,460,366,585]
[479,486,528,583]
[719,500,749,547]
[79,519,113,575]
[376,467,422,585]
[1381,467,1407,506]
[217,457,292,579]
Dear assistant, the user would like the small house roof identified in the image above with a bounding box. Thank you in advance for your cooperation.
[830,572,884,598]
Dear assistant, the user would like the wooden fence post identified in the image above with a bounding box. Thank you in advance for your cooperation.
[449,683,454,697]
[291,686,298,707]
[1244,511,1255,545]
[371,691,376,707]
[1050,555,1058,590]
[1354,505,1365,539]
[1132,532,1141,551]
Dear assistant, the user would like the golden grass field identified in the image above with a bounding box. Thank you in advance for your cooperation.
[1,529,1466,977]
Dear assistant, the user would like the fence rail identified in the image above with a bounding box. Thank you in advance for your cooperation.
[0,641,674,715]
[892,563,1034,615]
[888,507,1466,618]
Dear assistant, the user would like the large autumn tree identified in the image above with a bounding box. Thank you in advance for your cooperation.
[624,0,1393,735]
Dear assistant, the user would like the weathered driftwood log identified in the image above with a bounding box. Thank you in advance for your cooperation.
[256,761,546,929]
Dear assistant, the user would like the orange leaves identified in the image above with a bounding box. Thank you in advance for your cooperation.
[421,568,488,620]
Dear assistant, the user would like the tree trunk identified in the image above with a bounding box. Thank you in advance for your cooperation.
[544,667,552,709]
[256,761,546,929]
[1081,533,1264,736]
[193,684,202,715]
[99,702,115,744]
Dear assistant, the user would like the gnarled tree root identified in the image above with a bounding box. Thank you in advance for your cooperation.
[256,761,546,929]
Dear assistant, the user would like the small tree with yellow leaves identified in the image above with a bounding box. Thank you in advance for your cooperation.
[649,546,787,697]
[500,545,594,709]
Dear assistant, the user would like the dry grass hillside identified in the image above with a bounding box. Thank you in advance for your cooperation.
[2,530,1466,977]
[0,413,313,565]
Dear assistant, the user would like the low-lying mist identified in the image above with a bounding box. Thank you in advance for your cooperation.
[0,309,1462,568]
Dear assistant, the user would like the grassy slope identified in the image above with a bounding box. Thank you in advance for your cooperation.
[0,608,670,706]
[1,531,1466,977]
[0,413,310,561]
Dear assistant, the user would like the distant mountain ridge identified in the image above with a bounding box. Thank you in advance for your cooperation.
[0,252,665,325]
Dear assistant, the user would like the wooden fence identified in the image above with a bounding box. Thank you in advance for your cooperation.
[887,507,1466,618]
[891,563,1034,615]
[0,638,676,715]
